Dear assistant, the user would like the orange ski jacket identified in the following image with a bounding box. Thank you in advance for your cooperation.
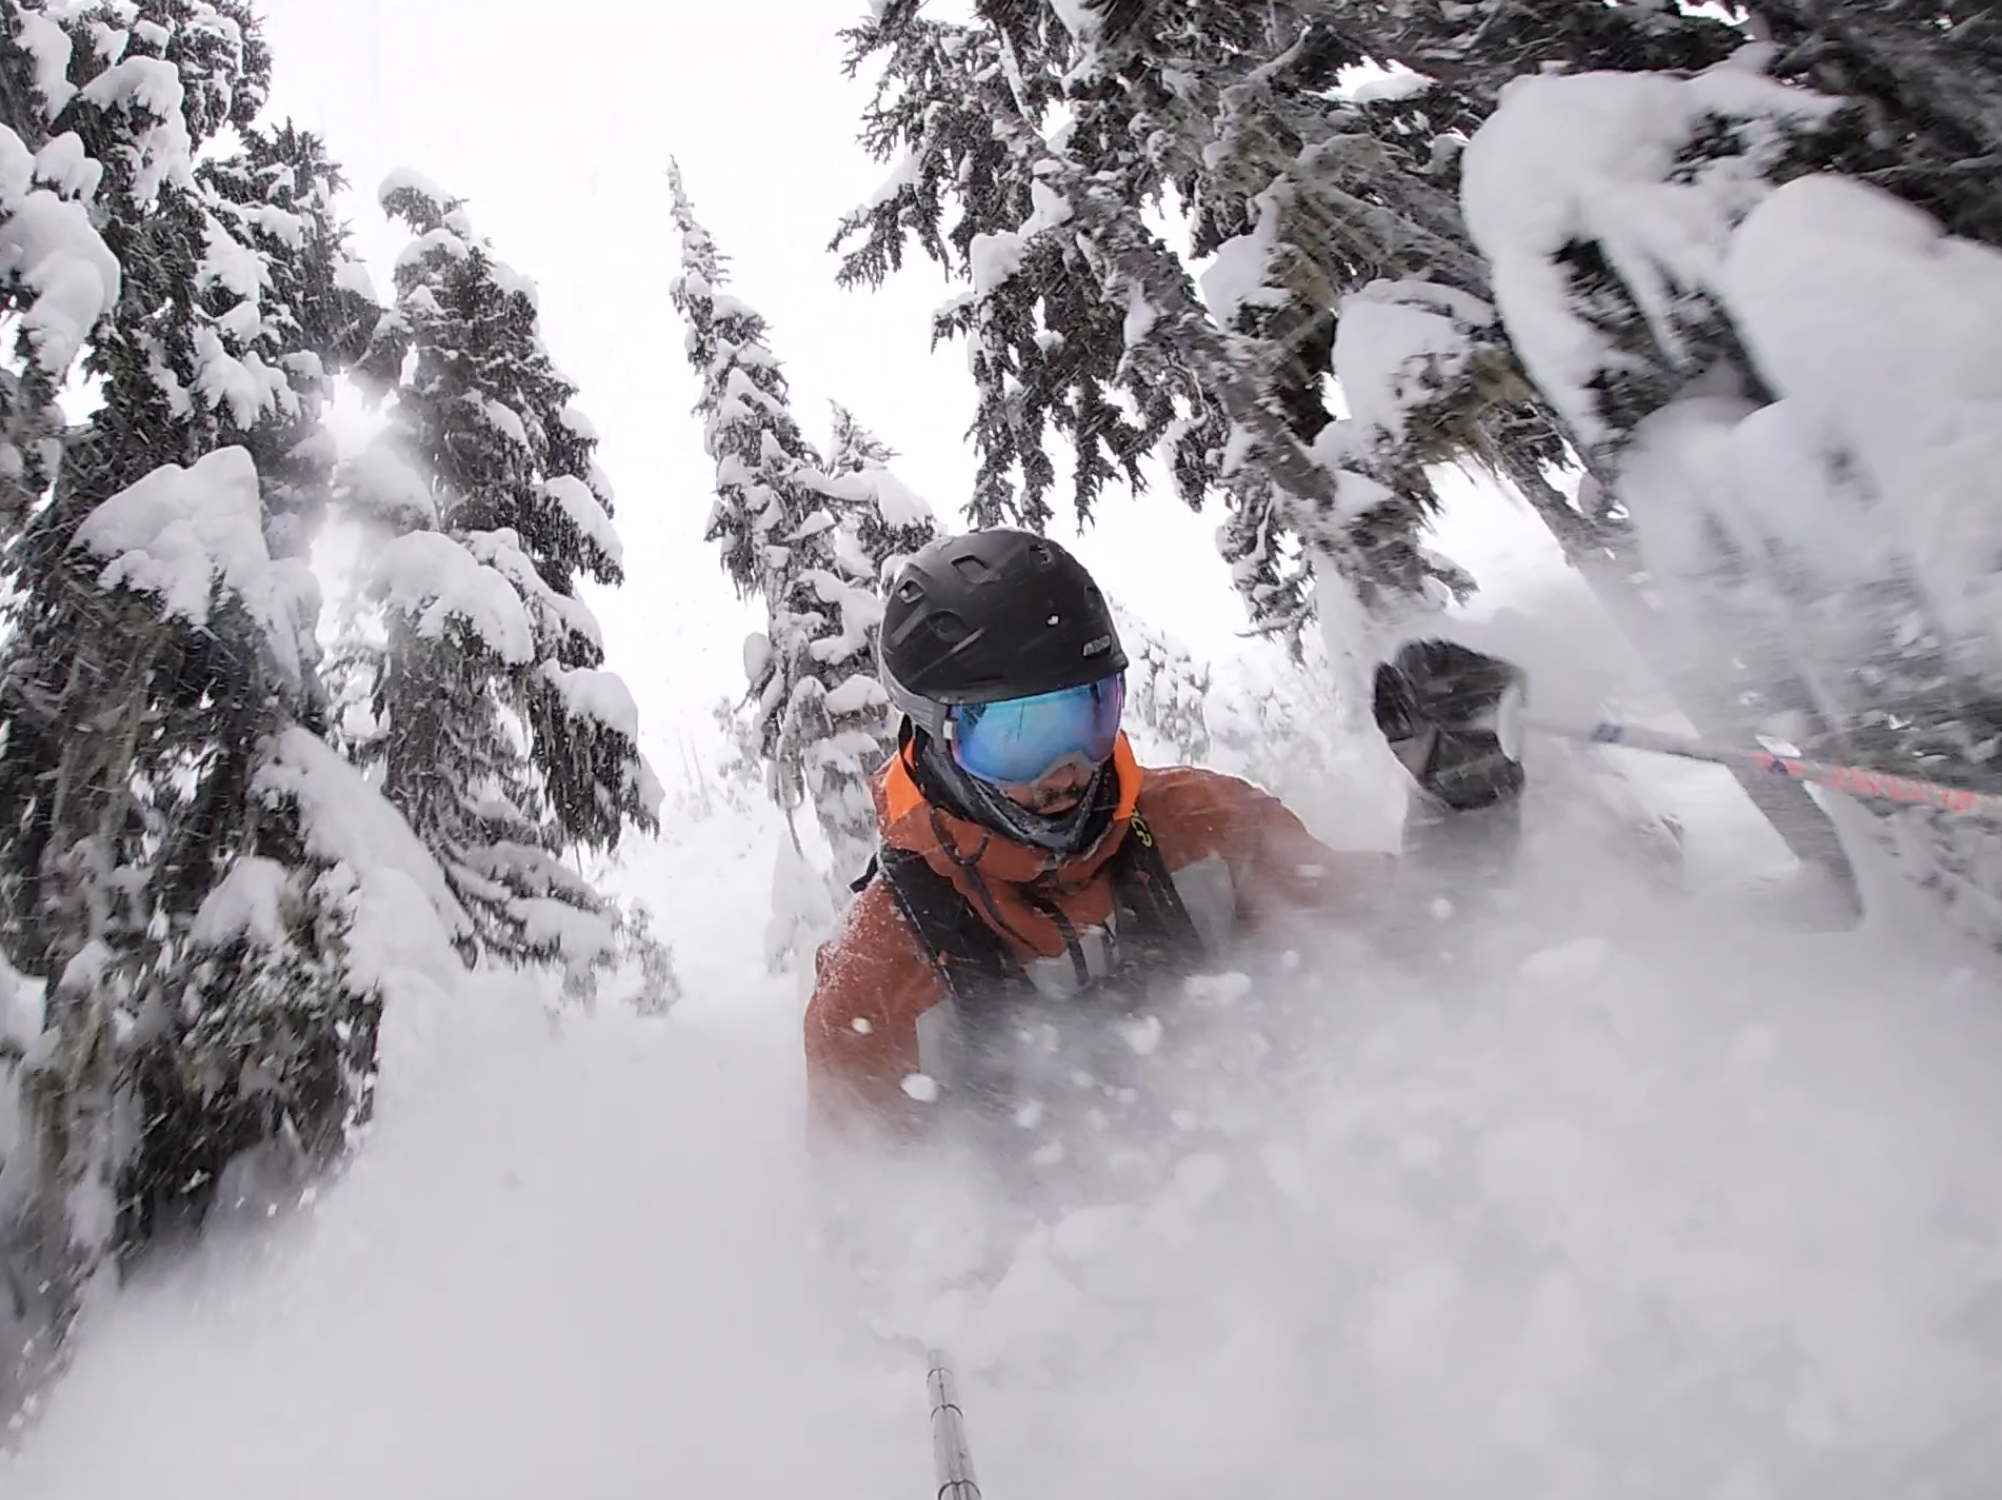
[804,735,1392,1136]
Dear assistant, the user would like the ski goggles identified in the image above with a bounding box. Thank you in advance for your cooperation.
[946,674,1126,787]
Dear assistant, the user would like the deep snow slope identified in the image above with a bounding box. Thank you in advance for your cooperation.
[6,443,2000,1500]
[5,755,2002,1500]
[2,970,925,1496]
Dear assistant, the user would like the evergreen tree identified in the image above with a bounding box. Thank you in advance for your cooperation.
[832,0,1540,675]
[670,166,934,888]
[338,171,658,980]
[0,0,462,1380]
[0,3,121,537]
[1459,63,2002,936]
[843,0,2000,642]
[1112,601,1213,765]
[831,0,1877,881]
[831,15,1353,572]
[1746,2,2002,245]
[833,2,1165,536]
[826,402,935,585]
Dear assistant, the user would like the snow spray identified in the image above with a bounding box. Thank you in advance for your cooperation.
[928,1348,983,1500]
[1534,717,2002,820]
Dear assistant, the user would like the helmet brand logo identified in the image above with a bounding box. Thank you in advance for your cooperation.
[1083,635,1112,657]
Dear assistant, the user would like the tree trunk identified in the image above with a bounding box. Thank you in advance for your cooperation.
[21,631,160,1367]
[1501,457,1861,916]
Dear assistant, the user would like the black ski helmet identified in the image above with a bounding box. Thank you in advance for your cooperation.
[879,529,1127,740]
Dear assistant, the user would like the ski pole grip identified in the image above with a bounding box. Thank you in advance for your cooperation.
[927,1348,982,1500]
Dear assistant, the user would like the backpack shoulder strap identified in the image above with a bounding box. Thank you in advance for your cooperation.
[1109,807,1206,963]
[857,805,1206,1006]
[867,845,1023,1007]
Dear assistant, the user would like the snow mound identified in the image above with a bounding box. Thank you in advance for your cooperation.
[0,975,912,1500]
[867,897,2002,1498]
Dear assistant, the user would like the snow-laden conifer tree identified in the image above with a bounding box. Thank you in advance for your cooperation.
[0,7,120,535]
[833,3,1547,634]
[338,172,659,983]
[834,2,1159,537]
[831,0,1893,881]
[826,1,1569,766]
[825,402,935,585]
[1111,601,1212,767]
[196,120,376,574]
[0,0,464,1384]
[1460,62,2002,937]
[669,166,934,890]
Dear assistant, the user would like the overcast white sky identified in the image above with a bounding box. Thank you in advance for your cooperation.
[252,0,1260,780]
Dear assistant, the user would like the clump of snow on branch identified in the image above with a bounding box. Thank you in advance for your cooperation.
[1726,178,2002,663]
[372,530,536,665]
[189,856,289,951]
[0,125,121,374]
[1198,194,1287,331]
[969,181,1075,298]
[69,446,316,684]
[1462,67,1841,448]
[543,474,623,571]
[337,436,437,530]
[1334,280,1494,447]
[252,727,472,998]
[542,663,641,742]
[77,53,193,204]
[14,11,78,118]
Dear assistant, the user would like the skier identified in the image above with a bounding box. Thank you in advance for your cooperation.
[807,529,1525,1141]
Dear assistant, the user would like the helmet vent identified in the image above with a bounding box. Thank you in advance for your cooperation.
[952,555,994,582]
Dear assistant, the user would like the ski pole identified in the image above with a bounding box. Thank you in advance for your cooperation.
[927,1347,982,1500]
[1532,716,2002,821]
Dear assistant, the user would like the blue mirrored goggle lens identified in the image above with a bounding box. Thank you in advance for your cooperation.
[948,675,1126,787]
